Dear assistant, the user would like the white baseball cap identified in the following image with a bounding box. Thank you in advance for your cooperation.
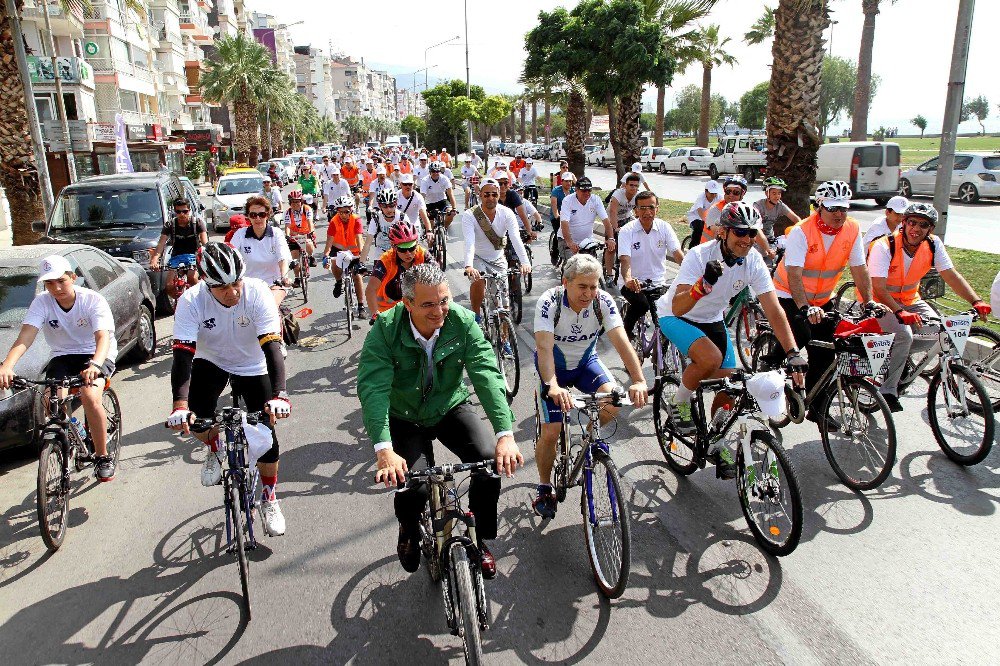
[399,173,414,184]
[375,166,387,175]
[330,166,341,175]
[38,254,73,282]
[885,195,909,213]
[561,171,577,181]
[419,153,428,160]
[630,162,642,172]
[526,158,534,164]
[746,371,787,419]
[705,180,721,194]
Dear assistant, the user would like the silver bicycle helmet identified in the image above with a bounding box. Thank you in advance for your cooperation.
[719,201,763,229]
[333,195,354,210]
[815,180,853,202]
[198,242,246,287]
[903,201,939,225]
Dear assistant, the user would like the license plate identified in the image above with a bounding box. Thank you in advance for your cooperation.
[858,182,877,191]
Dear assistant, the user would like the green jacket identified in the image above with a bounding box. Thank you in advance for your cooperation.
[358,301,513,444]
[298,174,318,195]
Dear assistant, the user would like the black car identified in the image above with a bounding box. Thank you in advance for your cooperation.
[33,172,200,315]
[0,244,157,451]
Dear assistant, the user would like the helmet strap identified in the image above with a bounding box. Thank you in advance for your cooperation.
[719,234,744,267]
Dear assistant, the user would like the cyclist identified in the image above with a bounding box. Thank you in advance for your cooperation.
[754,177,802,242]
[495,171,535,240]
[509,152,527,178]
[517,158,540,205]
[512,181,544,230]
[358,263,523,578]
[439,147,452,168]
[323,195,367,318]
[557,176,616,273]
[460,156,479,210]
[398,153,413,176]
[394,173,434,244]
[359,159,378,214]
[608,172,641,230]
[166,242,290,537]
[868,202,990,411]
[0,254,118,481]
[862,195,909,249]
[685,180,720,246]
[231,195,292,308]
[771,180,882,422]
[618,190,685,341]
[462,178,532,320]
[297,164,319,216]
[658,203,806,474]
[366,220,437,321]
[532,253,649,518]
[318,155,339,210]
[553,160,570,186]
[322,166,351,217]
[413,153,430,182]
[362,186,404,263]
[224,213,250,245]
[421,162,458,229]
[283,190,317,271]
[549,170,576,239]
[262,177,282,214]
[341,156,361,205]
[150,197,208,294]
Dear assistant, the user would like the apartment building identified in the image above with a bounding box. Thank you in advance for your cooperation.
[293,45,336,120]
[249,12,296,80]
[396,88,426,120]
[329,57,397,123]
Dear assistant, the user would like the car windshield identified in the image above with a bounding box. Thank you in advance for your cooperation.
[50,188,160,230]
[0,266,40,328]
[217,178,263,196]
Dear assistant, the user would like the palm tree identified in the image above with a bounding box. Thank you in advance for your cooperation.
[692,24,737,147]
[850,0,896,141]
[565,83,588,177]
[766,0,831,216]
[744,6,776,46]
[201,34,278,165]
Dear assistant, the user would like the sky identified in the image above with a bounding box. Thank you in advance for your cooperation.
[246,0,1000,135]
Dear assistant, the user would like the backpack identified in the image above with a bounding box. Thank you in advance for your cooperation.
[280,306,300,344]
[552,287,605,332]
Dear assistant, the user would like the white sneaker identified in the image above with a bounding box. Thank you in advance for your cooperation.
[201,451,223,487]
[259,498,286,536]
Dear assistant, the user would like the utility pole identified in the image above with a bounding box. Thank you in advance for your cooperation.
[6,0,55,214]
[933,0,975,242]
[464,0,472,153]
[42,0,76,183]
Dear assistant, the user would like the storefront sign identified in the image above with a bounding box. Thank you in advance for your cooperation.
[42,120,92,152]
[114,113,134,174]
[88,122,116,143]
[126,124,147,141]
[589,115,610,134]
[144,124,164,142]
[26,55,86,84]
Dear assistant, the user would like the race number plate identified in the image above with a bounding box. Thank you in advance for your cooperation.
[943,314,973,355]
[860,333,895,377]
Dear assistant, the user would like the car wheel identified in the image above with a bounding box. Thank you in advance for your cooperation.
[660,163,667,174]
[156,288,176,316]
[680,164,688,176]
[899,178,912,197]
[126,304,157,362]
[709,164,719,180]
[958,182,980,204]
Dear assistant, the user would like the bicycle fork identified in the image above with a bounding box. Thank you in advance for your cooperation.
[583,442,619,526]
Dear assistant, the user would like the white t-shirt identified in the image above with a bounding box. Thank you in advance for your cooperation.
[618,218,681,286]
[420,175,452,205]
[318,163,339,182]
[461,166,478,182]
[173,278,280,376]
[230,225,292,285]
[518,167,539,187]
[991,270,1000,314]
[471,153,483,170]
[705,201,726,230]
[610,187,639,223]
[868,235,953,279]
[861,215,891,249]
[369,177,395,200]
[558,193,608,243]
[396,190,427,228]
[687,192,718,222]
[658,241,773,324]
[774,223,866,299]
[264,187,282,211]
[24,287,118,360]
[534,287,623,370]
[414,164,430,181]
[461,205,530,267]
[367,211,402,254]
[323,177,351,201]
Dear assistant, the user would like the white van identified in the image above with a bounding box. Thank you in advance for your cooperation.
[384,135,402,149]
[815,141,900,205]
[592,135,651,168]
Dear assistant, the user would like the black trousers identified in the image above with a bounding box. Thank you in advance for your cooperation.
[390,402,501,540]
[690,218,704,246]
[774,297,837,401]
[620,287,650,341]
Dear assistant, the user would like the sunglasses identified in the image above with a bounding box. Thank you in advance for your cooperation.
[395,244,417,253]
[480,192,500,198]
[824,206,849,214]
[636,205,656,211]
[729,227,759,238]
[724,188,744,195]
[174,209,191,214]
[906,218,934,229]
[247,211,269,219]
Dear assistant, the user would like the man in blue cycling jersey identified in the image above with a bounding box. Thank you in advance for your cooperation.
[532,253,648,518]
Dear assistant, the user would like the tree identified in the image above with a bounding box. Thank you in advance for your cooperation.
[201,34,280,165]
[739,81,769,129]
[744,5,776,45]
[851,0,898,141]
[691,24,737,147]
[639,113,658,133]
[766,0,831,217]
[421,79,485,153]
[910,114,928,139]
[818,56,879,141]
[673,84,702,133]
[474,96,513,147]
[400,115,427,146]
[963,95,990,135]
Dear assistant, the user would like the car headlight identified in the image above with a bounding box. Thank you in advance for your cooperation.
[215,202,228,212]
[133,249,152,265]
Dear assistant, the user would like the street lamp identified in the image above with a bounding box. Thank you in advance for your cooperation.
[424,36,459,90]
[464,0,472,153]
[827,20,839,55]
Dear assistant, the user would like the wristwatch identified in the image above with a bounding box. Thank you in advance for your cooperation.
[87,359,103,369]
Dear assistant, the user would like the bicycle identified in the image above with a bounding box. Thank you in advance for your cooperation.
[833,269,945,320]
[621,281,686,378]
[750,305,899,491]
[534,387,633,597]
[432,208,450,269]
[523,184,539,207]
[288,234,312,303]
[724,236,785,369]
[340,257,369,340]
[652,369,803,555]
[477,270,520,404]
[12,375,122,551]
[503,234,534,324]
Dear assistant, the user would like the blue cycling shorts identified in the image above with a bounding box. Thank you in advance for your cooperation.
[659,316,736,370]
[167,253,197,270]
[534,353,614,424]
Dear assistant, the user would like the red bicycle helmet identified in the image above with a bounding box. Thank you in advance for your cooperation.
[287,190,304,201]
[388,220,419,245]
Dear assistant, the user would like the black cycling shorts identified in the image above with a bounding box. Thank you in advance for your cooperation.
[46,354,116,381]
[426,200,450,217]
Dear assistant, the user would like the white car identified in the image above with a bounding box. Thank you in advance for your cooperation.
[900,152,1000,204]
[207,172,265,232]
[659,147,713,175]
[584,145,601,165]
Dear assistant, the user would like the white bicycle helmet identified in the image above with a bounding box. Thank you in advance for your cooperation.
[376,188,398,206]
[198,242,245,287]
[815,180,853,202]
[719,201,763,230]
[333,195,354,210]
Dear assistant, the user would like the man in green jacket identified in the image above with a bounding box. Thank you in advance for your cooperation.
[358,263,523,579]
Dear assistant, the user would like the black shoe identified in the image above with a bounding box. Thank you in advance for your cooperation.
[396,522,420,573]
[332,280,343,298]
[357,305,368,318]
[94,455,115,482]
[806,410,840,433]
[308,256,317,267]
[479,542,497,580]
[883,394,904,413]
[710,450,737,480]
[532,485,557,519]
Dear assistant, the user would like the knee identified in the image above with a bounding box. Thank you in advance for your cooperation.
[689,340,722,368]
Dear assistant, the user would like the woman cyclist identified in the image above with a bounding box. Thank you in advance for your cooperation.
[229,195,292,309]
[365,220,437,323]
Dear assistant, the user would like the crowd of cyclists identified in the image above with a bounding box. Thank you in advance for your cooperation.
[6,139,999,643]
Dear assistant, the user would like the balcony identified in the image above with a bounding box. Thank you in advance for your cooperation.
[89,56,154,83]
[21,0,86,35]
[178,10,214,43]
[95,109,170,127]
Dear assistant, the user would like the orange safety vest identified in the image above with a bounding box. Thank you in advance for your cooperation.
[698,201,726,243]
[341,163,360,187]
[360,169,377,196]
[375,246,429,312]
[509,159,526,176]
[440,152,452,167]
[773,212,860,306]
[399,161,412,174]
[328,214,362,256]
[882,229,936,306]
[286,208,314,235]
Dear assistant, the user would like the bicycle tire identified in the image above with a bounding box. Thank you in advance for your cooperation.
[548,231,560,267]
[680,234,693,251]
[554,424,569,503]
[652,376,698,475]
[965,325,1000,412]
[299,261,309,303]
[736,430,803,556]
[496,314,520,403]
[36,435,68,551]
[582,447,631,598]
[451,547,484,665]
[229,480,252,619]
[101,387,123,466]
[927,363,995,466]
[631,311,647,364]
[833,280,861,317]
[819,377,897,490]
[522,247,533,294]
[344,279,354,340]
[508,273,523,325]
[734,303,763,370]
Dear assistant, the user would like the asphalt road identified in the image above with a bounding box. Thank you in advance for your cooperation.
[527,158,1000,254]
[0,185,997,664]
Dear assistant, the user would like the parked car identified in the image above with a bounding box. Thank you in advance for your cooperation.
[658,147,713,175]
[548,140,567,162]
[256,161,287,186]
[206,171,265,233]
[643,147,675,171]
[815,141,901,205]
[591,136,652,168]
[32,172,194,315]
[584,145,601,165]
[899,152,1000,204]
[0,244,157,451]
[706,134,768,182]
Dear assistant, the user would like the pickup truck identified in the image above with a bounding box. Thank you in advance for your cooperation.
[706,135,768,182]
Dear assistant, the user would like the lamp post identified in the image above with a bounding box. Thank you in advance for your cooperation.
[464,0,472,153]
[424,35,459,90]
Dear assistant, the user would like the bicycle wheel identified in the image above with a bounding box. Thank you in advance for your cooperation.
[965,325,1000,412]
[548,231,560,267]
[522,247,533,294]
[819,377,897,490]
[36,435,69,551]
[681,234,693,251]
[833,281,861,317]
[228,480,251,619]
[631,312,647,364]
[508,272,523,325]
[436,228,448,268]
[652,375,698,475]
[749,331,781,372]
[344,280,354,340]
[451,547,484,665]
[582,447,631,598]
[927,363,995,466]
[299,261,309,303]
[736,430,803,556]
[496,314,520,403]
[734,303,763,370]
[101,387,122,466]
[661,335,686,378]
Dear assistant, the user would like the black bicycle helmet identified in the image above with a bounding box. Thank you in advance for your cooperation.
[903,202,939,225]
[719,201,762,229]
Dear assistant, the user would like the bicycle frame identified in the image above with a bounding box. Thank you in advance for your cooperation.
[557,398,619,523]
[222,422,259,554]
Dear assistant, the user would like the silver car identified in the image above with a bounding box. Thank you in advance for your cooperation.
[900,152,1000,203]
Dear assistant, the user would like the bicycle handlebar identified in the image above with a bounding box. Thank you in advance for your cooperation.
[165,407,266,430]
[406,459,495,479]
[10,375,87,390]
